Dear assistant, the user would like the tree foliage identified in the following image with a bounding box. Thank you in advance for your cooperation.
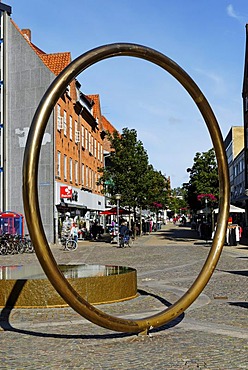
[167,187,188,214]
[98,128,169,211]
[143,165,170,210]
[183,148,219,212]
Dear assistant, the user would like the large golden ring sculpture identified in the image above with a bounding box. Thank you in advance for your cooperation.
[23,43,230,333]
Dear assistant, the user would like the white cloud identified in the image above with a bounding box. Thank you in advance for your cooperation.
[194,68,225,96]
[168,116,182,125]
[226,4,243,23]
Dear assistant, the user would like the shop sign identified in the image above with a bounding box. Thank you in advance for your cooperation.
[60,186,72,199]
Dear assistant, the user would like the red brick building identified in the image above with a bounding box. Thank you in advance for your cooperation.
[9,21,117,240]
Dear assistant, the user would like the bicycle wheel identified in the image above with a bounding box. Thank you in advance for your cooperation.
[17,241,25,254]
[118,236,124,248]
[128,237,134,247]
[0,242,8,255]
[9,241,17,254]
[65,239,77,251]
[26,240,35,253]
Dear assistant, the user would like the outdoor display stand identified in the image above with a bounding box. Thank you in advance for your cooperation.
[212,204,245,246]
[0,211,24,236]
[226,224,242,246]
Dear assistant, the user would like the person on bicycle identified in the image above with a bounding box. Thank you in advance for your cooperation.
[119,221,129,238]
[70,223,78,242]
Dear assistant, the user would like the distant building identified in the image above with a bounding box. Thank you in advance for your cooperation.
[224,126,245,205]
[242,23,248,221]
[232,149,245,205]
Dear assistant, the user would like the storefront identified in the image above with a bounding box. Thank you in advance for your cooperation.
[55,182,105,240]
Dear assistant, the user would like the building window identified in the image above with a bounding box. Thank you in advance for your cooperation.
[234,186,237,197]
[92,136,94,156]
[75,121,80,143]
[97,174,100,191]
[240,160,243,172]
[69,116,72,140]
[94,172,97,191]
[69,158,73,182]
[57,105,62,130]
[98,142,100,160]
[64,155,67,180]
[81,126,85,148]
[91,136,94,155]
[81,163,84,185]
[89,132,92,154]
[75,161,78,184]
[92,171,95,190]
[57,151,61,177]
[63,111,67,136]
[94,139,97,158]
[85,166,88,187]
[85,129,88,150]
[89,168,92,189]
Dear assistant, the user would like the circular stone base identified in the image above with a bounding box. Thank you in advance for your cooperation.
[0,264,137,308]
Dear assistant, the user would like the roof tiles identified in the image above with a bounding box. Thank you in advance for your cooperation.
[40,53,71,76]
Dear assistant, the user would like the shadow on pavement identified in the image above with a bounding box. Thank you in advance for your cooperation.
[0,285,184,339]
[156,224,200,242]
[138,289,184,333]
[157,224,248,247]
[236,246,248,250]
[229,302,248,309]
[219,269,248,277]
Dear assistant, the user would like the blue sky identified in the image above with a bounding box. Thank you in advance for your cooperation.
[8,0,248,188]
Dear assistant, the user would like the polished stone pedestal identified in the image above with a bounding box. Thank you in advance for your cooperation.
[0,264,137,308]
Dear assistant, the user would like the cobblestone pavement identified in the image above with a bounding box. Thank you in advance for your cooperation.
[0,223,248,369]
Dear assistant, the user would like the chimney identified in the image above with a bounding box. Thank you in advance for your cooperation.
[21,29,31,42]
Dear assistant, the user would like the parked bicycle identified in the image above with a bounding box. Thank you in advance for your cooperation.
[0,233,34,255]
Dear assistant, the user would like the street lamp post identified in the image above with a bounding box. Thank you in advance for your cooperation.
[205,197,208,220]
[115,193,121,246]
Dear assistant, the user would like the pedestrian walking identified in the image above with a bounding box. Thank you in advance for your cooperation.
[69,222,78,242]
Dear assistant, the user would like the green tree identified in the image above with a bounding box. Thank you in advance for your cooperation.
[98,128,169,213]
[98,128,149,210]
[144,166,169,208]
[183,148,219,212]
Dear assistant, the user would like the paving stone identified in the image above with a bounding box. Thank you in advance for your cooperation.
[0,223,248,369]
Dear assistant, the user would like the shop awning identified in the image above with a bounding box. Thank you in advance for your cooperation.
[213,204,245,214]
[99,207,132,215]
[56,203,87,214]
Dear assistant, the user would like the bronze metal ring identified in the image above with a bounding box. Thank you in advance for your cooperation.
[23,43,230,333]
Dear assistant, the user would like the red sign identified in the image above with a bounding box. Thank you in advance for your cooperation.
[60,186,72,199]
